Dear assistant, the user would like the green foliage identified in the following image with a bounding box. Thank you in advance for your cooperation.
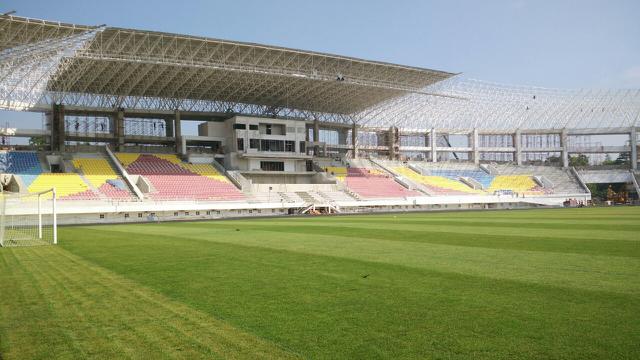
[28,136,47,150]
[544,155,561,165]
[602,152,631,166]
[569,154,589,167]
[2,208,639,359]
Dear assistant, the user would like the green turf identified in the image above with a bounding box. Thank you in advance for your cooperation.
[1,207,639,359]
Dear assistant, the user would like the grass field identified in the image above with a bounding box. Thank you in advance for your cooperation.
[1,207,639,359]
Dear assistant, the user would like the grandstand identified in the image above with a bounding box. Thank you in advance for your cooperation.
[0,13,638,225]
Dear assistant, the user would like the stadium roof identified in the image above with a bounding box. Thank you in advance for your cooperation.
[1,15,638,131]
[357,78,640,130]
[0,14,455,122]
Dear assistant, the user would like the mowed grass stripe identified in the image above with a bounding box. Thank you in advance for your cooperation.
[59,225,640,360]
[191,221,640,258]
[284,217,640,231]
[266,207,640,222]
[78,223,640,295]
[217,219,638,242]
[0,246,300,360]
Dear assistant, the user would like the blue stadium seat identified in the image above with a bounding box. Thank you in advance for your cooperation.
[0,152,43,186]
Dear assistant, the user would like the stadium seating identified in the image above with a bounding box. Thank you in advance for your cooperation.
[116,153,243,201]
[487,175,540,193]
[344,167,419,198]
[0,151,42,186]
[28,173,99,200]
[393,166,482,195]
[429,169,494,189]
[72,157,134,200]
[324,166,347,181]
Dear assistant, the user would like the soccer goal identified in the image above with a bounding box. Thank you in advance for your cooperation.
[0,188,57,247]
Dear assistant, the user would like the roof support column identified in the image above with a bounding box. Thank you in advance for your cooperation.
[313,119,320,156]
[164,118,174,137]
[51,104,65,152]
[388,126,398,160]
[430,128,437,163]
[174,110,182,155]
[180,136,187,156]
[472,128,479,165]
[514,129,522,166]
[113,108,125,152]
[338,128,348,157]
[631,127,637,170]
[351,123,358,159]
[561,128,569,168]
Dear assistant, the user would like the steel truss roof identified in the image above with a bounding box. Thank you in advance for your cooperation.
[0,15,454,123]
[1,15,638,131]
[358,77,640,131]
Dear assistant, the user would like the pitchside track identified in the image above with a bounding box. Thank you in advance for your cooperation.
[1,207,639,359]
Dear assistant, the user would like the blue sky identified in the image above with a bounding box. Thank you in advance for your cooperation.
[4,0,640,88]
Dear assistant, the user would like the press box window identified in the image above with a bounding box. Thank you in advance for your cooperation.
[249,124,259,130]
[233,123,246,130]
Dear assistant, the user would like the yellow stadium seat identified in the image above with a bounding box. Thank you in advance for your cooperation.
[179,163,229,182]
[72,159,119,188]
[325,167,347,182]
[487,175,537,192]
[153,154,183,165]
[392,167,482,194]
[28,173,92,198]
[114,153,140,167]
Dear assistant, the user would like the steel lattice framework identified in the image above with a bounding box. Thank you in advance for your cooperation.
[357,77,640,130]
[0,15,454,123]
[1,14,639,131]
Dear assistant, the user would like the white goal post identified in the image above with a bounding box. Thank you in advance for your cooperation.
[0,188,57,247]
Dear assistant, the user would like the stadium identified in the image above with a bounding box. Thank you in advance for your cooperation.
[0,10,639,360]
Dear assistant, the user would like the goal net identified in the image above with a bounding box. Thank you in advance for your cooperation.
[0,188,57,247]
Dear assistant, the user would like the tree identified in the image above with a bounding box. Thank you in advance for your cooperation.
[602,152,630,166]
[545,155,561,165]
[569,154,589,167]
[28,136,47,150]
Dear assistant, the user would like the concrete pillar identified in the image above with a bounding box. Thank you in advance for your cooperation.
[165,118,174,137]
[51,104,65,152]
[313,119,320,142]
[377,132,387,158]
[338,128,348,156]
[631,127,637,170]
[114,108,125,152]
[388,126,397,160]
[313,119,320,156]
[180,136,187,156]
[514,129,522,165]
[174,110,182,154]
[430,128,437,163]
[472,128,480,165]
[561,128,569,168]
[351,123,358,159]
